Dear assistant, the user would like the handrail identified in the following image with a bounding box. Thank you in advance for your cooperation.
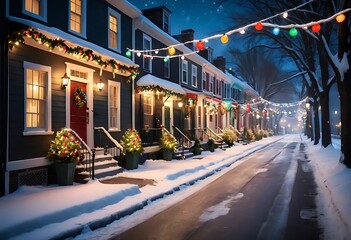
[63,127,94,179]
[172,126,193,148]
[201,129,211,139]
[206,127,223,141]
[63,128,92,155]
[161,127,170,134]
[216,127,224,134]
[94,127,124,153]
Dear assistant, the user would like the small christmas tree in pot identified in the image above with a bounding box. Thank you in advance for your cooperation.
[159,131,178,161]
[120,129,143,170]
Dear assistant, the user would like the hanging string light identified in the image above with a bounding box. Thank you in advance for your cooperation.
[125,3,351,60]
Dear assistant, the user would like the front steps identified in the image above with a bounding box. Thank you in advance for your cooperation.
[76,151,123,182]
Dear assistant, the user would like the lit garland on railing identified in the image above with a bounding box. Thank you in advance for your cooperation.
[135,85,184,98]
[125,2,350,60]
[7,27,140,83]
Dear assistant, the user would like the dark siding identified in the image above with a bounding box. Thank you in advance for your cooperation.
[8,43,132,161]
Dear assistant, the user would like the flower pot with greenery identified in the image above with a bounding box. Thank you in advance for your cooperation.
[159,132,178,161]
[190,139,203,155]
[121,129,143,170]
[222,128,237,147]
[47,128,81,186]
[207,138,216,152]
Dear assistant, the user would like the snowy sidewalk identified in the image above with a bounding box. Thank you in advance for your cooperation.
[1,135,350,240]
[0,136,281,240]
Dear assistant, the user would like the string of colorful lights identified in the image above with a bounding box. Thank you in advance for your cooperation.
[126,3,350,61]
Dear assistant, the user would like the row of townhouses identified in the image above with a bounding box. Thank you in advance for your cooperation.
[0,0,275,196]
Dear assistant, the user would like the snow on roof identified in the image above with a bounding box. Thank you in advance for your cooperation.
[7,16,137,67]
[225,71,259,97]
[137,74,186,95]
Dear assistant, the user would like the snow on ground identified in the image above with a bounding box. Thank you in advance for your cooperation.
[0,134,350,240]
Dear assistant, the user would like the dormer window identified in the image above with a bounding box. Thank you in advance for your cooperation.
[163,11,170,33]
[69,0,87,37]
[23,0,47,21]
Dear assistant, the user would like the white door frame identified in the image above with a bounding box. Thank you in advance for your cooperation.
[65,62,95,147]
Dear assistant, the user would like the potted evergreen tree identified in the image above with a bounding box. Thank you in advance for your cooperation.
[190,139,203,155]
[159,132,178,161]
[207,138,216,152]
[47,128,81,186]
[120,129,143,170]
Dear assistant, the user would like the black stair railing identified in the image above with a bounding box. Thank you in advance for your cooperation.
[63,128,95,179]
[94,127,124,159]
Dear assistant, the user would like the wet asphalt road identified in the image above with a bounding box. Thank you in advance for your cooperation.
[112,140,321,240]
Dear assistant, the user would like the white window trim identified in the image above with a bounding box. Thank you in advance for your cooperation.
[68,0,87,38]
[192,65,197,87]
[182,59,188,84]
[143,93,154,116]
[143,33,152,72]
[164,59,170,78]
[163,11,170,33]
[108,80,121,131]
[23,61,52,136]
[108,8,121,53]
[22,0,47,22]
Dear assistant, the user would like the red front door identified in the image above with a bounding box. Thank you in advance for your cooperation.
[70,81,87,142]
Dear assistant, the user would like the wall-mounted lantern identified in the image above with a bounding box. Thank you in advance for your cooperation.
[97,79,104,91]
[61,73,70,88]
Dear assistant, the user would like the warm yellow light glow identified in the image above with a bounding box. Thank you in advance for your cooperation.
[168,47,176,55]
[336,14,346,23]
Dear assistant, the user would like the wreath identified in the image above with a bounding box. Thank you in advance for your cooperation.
[73,87,87,107]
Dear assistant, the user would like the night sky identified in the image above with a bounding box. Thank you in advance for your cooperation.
[128,0,237,58]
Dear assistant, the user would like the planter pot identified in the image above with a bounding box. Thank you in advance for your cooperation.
[55,162,77,186]
[125,152,139,170]
[193,148,202,155]
[209,146,215,152]
[162,150,173,161]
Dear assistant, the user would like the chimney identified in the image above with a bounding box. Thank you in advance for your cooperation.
[198,47,213,62]
[174,29,194,51]
[213,56,226,72]
[142,6,171,34]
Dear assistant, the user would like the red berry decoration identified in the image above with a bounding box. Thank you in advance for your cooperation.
[196,41,205,51]
[311,24,321,33]
[255,22,263,31]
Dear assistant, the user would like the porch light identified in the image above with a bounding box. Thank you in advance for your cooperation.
[97,79,104,91]
[305,102,310,109]
[61,73,70,88]
[178,101,183,108]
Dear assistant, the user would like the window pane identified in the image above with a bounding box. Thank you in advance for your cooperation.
[25,68,47,129]
[70,0,82,33]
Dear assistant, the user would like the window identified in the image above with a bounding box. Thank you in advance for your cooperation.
[164,59,170,78]
[23,0,47,21]
[214,77,218,95]
[108,81,120,131]
[23,62,52,134]
[143,34,152,72]
[143,95,154,128]
[202,72,206,90]
[205,72,210,91]
[163,11,170,33]
[192,65,198,87]
[209,75,214,92]
[182,60,188,83]
[69,0,86,36]
[197,106,202,128]
[108,8,121,52]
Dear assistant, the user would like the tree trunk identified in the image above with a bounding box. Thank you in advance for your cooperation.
[312,103,320,145]
[319,92,332,147]
[337,0,351,167]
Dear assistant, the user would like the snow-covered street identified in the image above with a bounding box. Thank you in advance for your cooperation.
[0,135,350,239]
